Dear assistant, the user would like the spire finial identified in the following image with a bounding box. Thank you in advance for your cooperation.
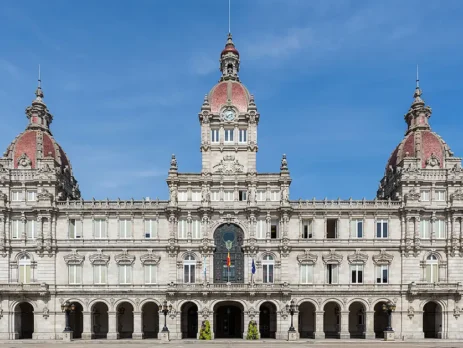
[38,64,41,88]
[416,64,419,88]
[228,0,231,34]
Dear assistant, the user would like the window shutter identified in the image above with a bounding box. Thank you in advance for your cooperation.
[119,266,123,284]
[350,221,355,238]
[333,265,338,284]
[76,266,82,284]
[69,265,75,284]
[307,265,313,283]
[94,266,99,284]
[144,266,150,283]
[19,266,25,283]
[26,221,33,239]
[25,265,31,283]
[432,264,438,282]
[426,265,431,282]
[76,220,82,238]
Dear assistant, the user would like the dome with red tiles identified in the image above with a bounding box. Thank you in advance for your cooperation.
[208,80,251,114]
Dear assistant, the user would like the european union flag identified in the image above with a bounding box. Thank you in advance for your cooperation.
[251,259,256,274]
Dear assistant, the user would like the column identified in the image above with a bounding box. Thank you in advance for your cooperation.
[81,311,92,340]
[364,311,375,339]
[107,311,117,340]
[314,311,325,339]
[340,311,350,339]
[133,311,142,339]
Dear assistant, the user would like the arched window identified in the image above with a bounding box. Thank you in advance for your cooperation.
[263,255,274,284]
[183,255,196,284]
[426,255,439,283]
[18,255,31,283]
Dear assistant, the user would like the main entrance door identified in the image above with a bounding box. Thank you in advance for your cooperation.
[213,224,244,283]
[214,302,243,339]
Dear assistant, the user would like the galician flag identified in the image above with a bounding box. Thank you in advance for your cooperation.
[251,258,256,283]
[227,252,231,268]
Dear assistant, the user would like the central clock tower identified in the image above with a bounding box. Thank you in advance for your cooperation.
[199,34,259,174]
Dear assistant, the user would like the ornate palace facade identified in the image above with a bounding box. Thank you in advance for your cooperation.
[0,33,463,341]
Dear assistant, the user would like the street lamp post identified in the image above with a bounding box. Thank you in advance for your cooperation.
[61,300,75,332]
[161,300,172,332]
[286,299,297,332]
[382,301,396,341]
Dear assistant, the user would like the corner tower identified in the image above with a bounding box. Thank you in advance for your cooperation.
[199,34,259,174]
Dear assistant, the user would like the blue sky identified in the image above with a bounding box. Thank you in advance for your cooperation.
[1,0,463,200]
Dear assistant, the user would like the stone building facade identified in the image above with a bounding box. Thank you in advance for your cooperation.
[0,34,462,341]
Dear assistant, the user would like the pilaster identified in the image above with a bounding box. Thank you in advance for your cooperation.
[81,311,92,340]
[365,310,375,339]
[314,311,325,339]
[133,311,143,339]
[107,311,117,340]
[340,311,349,339]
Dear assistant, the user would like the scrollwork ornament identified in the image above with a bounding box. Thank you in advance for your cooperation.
[407,306,414,319]
[454,306,461,319]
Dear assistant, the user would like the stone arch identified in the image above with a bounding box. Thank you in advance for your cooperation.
[63,298,85,310]
[372,298,393,309]
[114,298,136,310]
[141,301,159,339]
[180,301,199,339]
[177,299,202,312]
[255,299,281,312]
[321,298,345,311]
[422,301,443,339]
[420,299,447,312]
[9,299,38,312]
[70,301,84,339]
[116,301,134,339]
[295,298,319,311]
[14,302,34,339]
[259,301,277,339]
[91,301,109,339]
[210,299,248,312]
[213,223,245,283]
[209,219,249,237]
[213,301,245,339]
[323,300,342,339]
[422,250,445,262]
[347,298,370,311]
[179,251,200,261]
[348,301,366,339]
[298,300,317,339]
[373,300,389,339]
[256,251,280,262]
[139,298,162,310]
[14,250,35,262]
[89,299,111,311]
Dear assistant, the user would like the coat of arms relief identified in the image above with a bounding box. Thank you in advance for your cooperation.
[213,155,244,174]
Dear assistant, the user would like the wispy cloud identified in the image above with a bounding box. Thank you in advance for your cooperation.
[0,59,23,79]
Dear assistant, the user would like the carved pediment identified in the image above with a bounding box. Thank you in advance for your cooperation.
[37,189,54,201]
[213,155,244,174]
[322,249,343,264]
[64,250,84,265]
[17,153,32,168]
[372,249,394,265]
[451,189,463,202]
[115,249,135,265]
[89,249,110,265]
[425,153,440,168]
[404,188,420,202]
[297,249,318,265]
[140,249,161,265]
[347,249,368,264]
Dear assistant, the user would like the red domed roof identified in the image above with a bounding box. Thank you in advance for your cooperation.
[208,80,250,113]
[221,45,239,57]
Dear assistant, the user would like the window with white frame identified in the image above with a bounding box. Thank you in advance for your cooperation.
[11,190,22,202]
[420,219,430,239]
[326,264,339,284]
[270,219,278,239]
[178,219,187,239]
[178,191,188,201]
[350,264,364,284]
[224,129,234,143]
[256,190,266,201]
[26,190,37,202]
[300,264,313,284]
[302,220,313,239]
[119,264,132,284]
[11,219,21,239]
[238,190,247,201]
[351,219,363,238]
[376,220,388,238]
[425,255,438,283]
[144,264,157,284]
[144,219,157,239]
[421,189,430,201]
[376,265,389,284]
[262,255,274,283]
[435,190,446,201]
[211,190,220,201]
[270,191,279,201]
[93,264,107,284]
[191,219,201,239]
[18,255,32,283]
[211,129,220,143]
[239,129,247,143]
[223,190,234,201]
[93,219,106,239]
[119,219,132,239]
[256,219,266,239]
[69,219,82,239]
[68,264,82,284]
[26,220,36,239]
[434,219,446,239]
[191,191,201,202]
[183,255,196,284]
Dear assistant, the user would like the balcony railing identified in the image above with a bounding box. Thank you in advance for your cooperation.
[0,282,49,295]
[408,282,462,296]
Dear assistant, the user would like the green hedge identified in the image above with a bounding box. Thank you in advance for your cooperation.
[199,320,212,340]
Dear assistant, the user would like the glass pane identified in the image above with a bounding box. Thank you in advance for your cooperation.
[383,222,388,237]
[19,265,25,283]
[300,266,306,283]
[332,265,338,283]
[358,270,363,283]
[184,265,189,283]
[426,265,431,282]
[263,265,268,283]
[432,264,438,282]
[191,265,195,283]
[25,265,31,283]
[383,268,388,283]
[358,222,363,237]
[351,269,356,283]
[269,265,274,283]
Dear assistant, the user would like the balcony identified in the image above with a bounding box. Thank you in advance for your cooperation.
[408,282,462,296]
[167,282,291,297]
[0,283,49,295]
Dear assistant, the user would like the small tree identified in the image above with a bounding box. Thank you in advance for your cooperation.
[246,320,259,340]
[199,320,212,340]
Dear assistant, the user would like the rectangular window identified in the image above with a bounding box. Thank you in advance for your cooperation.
[238,190,247,201]
[426,263,438,283]
[376,220,388,238]
[256,190,266,201]
[211,129,220,143]
[421,190,430,201]
[350,264,364,284]
[11,190,22,202]
[434,219,446,239]
[93,265,107,284]
[351,219,363,238]
[26,220,36,239]
[191,191,201,202]
[376,265,389,284]
[69,219,82,239]
[119,219,132,239]
[224,129,234,143]
[302,220,313,239]
[270,191,279,201]
[223,190,234,201]
[239,129,247,143]
[11,219,21,239]
[178,219,187,239]
[300,264,313,284]
[145,265,157,284]
[144,219,157,239]
[184,264,196,283]
[68,265,82,284]
[326,264,339,284]
[26,190,37,202]
[119,265,132,284]
[257,220,266,239]
[94,219,107,239]
[211,190,220,201]
[326,219,337,239]
[19,264,31,284]
[191,219,201,239]
[263,264,274,283]
[178,191,188,201]
[420,219,430,239]
[435,190,446,201]
[270,220,278,239]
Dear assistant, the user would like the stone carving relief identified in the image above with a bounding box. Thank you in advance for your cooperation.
[140,249,161,265]
[42,306,50,319]
[372,249,394,265]
[322,249,343,264]
[169,184,178,206]
[454,306,461,319]
[407,306,414,319]
[0,164,8,173]
[347,249,368,264]
[17,153,32,168]
[63,250,84,265]
[213,155,244,174]
[200,307,211,319]
[297,249,318,265]
[89,249,110,265]
[201,185,211,205]
[246,306,259,319]
[115,249,135,265]
[247,185,256,206]
[404,188,420,202]
[37,189,54,201]
[425,153,440,168]
[450,189,463,202]
[280,187,289,205]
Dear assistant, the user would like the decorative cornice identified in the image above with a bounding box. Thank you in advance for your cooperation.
[297,249,318,265]
[115,249,135,265]
[372,249,394,265]
[89,249,110,265]
[140,249,161,265]
[347,249,369,264]
[322,249,343,264]
[64,250,84,265]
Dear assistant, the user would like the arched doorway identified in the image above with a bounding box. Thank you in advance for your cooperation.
[142,302,159,339]
[70,302,83,339]
[117,302,134,339]
[324,302,340,339]
[14,302,34,339]
[214,302,244,339]
[298,302,316,339]
[92,302,108,339]
[374,302,388,338]
[348,302,365,339]
[213,224,244,283]
[181,302,198,339]
[423,302,442,338]
[259,302,277,339]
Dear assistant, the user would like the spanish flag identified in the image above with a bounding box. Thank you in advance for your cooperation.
[226,252,231,268]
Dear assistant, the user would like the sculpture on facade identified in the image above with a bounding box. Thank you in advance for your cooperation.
[201,185,210,204]
[169,184,178,205]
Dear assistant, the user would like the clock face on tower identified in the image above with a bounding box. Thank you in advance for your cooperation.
[221,108,236,122]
